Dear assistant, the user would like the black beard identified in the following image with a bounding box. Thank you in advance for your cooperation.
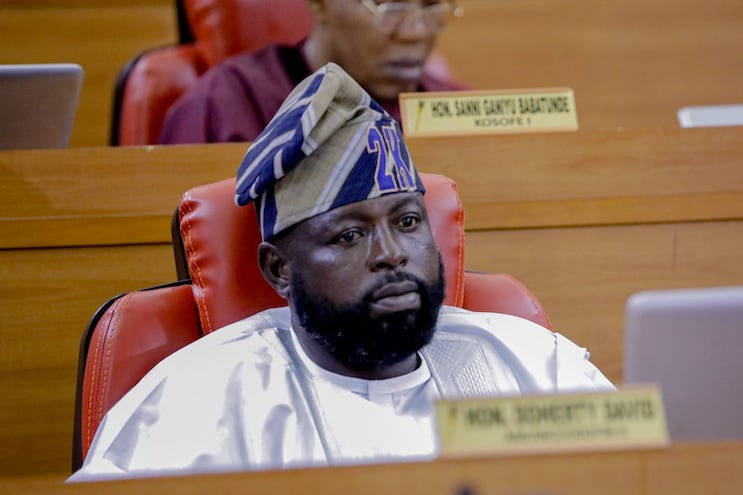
[290,258,446,372]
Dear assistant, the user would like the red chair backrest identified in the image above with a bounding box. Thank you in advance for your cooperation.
[74,282,203,469]
[184,0,314,67]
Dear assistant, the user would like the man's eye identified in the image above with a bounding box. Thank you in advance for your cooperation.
[336,230,362,244]
[399,215,421,229]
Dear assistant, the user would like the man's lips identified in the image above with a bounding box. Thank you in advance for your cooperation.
[382,59,425,83]
[369,281,421,316]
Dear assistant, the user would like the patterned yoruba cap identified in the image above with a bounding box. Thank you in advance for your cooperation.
[234,62,425,240]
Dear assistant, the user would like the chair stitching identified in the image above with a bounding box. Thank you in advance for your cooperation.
[179,195,212,333]
[85,293,131,450]
[453,182,466,307]
[179,194,213,333]
[83,300,112,450]
[98,292,133,427]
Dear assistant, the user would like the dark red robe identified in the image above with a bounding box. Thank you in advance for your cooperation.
[159,42,465,144]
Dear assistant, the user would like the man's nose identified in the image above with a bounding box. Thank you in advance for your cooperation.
[368,226,408,271]
[394,11,429,40]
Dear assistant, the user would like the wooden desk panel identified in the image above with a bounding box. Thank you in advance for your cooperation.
[406,127,743,230]
[3,128,742,249]
[0,144,243,249]
[467,220,743,381]
[0,244,175,475]
[0,245,175,373]
[2,442,743,495]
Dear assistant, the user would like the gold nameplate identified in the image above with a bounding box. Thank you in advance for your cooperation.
[399,88,578,137]
[436,386,669,458]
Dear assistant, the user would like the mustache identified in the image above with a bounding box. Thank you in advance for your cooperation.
[360,272,428,305]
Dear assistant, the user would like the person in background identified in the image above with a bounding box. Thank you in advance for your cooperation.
[71,63,613,482]
[159,0,466,144]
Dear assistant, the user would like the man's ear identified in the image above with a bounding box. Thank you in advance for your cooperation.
[258,241,291,299]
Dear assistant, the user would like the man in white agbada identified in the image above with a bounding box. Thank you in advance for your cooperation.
[70,63,614,482]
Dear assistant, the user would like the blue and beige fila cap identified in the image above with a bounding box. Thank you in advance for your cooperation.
[234,63,425,240]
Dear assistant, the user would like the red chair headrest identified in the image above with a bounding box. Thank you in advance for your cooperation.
[185,0,314,66]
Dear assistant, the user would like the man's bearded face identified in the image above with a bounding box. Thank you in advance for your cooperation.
[291,257,445,371]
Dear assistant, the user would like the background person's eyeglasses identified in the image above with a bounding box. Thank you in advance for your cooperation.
[359,0,464,30]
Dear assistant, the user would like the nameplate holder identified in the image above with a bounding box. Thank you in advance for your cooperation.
[436,386,669,458]
[399,88,578,137]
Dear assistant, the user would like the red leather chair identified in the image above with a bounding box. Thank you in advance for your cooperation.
[111,0,313,145]
[73,173,551,470]
[111,0,456,146]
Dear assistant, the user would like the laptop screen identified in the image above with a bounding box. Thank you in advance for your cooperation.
[624,285,743,442]
[0,63,84,150]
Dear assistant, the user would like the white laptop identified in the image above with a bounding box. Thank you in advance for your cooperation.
[677,104,743,128]
[0,63,84,150]
[624,286,743,442]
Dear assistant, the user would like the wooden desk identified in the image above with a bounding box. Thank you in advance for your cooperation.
[2,442,743,495]
[1,127,742,476]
